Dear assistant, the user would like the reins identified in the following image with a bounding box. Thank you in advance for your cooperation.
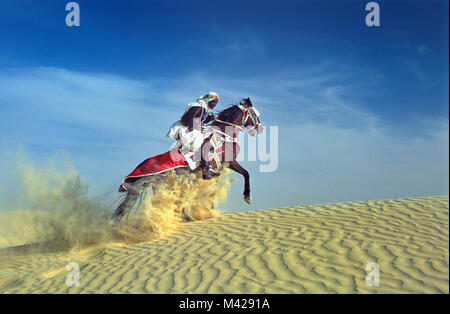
[212,105,259,134]
[212,117,246,131]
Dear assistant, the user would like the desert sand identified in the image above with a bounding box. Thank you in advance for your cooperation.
[0,195,448,294]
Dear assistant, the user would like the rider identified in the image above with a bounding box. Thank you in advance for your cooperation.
[174,92,220,180]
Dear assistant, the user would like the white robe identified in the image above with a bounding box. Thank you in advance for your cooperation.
[166,99,210,152]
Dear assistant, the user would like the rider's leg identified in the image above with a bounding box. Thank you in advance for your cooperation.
[200,140,220,180]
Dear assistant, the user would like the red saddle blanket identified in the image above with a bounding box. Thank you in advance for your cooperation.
[119,150,188,192]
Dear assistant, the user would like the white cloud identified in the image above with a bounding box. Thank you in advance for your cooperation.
[0,66,447,211]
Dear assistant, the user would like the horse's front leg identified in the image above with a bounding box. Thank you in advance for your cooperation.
[228,160,251,204]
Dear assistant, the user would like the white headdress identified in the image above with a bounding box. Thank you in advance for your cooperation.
[199,92,219,103]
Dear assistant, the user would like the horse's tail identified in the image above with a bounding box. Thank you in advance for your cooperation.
[112,177,151,225]
[111,191,139,225]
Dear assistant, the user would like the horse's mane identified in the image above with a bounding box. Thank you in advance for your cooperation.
[215,98,252,122]
[216,105,240,122]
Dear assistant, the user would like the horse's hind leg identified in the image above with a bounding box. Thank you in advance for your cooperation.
[181,208,194,222]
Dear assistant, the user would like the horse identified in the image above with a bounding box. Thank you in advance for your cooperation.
[111,97,263,224]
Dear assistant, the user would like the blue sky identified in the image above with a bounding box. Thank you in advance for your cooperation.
[0,0,448,211]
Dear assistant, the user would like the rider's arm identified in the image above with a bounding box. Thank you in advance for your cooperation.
[180,106,204,132]
[203,112,216,124]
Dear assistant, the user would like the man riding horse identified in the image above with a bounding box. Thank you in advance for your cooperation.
[113,96,263,223]
[167,92,221,180]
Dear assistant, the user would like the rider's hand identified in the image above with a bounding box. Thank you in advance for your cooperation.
[204,112,216,124]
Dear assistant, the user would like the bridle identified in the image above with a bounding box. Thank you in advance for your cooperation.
[239,104,261,134]
[213,105,262,134]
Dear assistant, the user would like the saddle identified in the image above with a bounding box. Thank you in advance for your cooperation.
[170,125,235,171]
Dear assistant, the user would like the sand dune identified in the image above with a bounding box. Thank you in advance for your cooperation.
[0,196,448,294]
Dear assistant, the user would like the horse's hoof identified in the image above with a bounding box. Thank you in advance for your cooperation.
[244,195,252,204]
[202,170,220,180]
[181,208,194,222]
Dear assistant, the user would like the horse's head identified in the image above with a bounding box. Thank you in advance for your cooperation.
[240,97,263,137]
[214,97,263,136]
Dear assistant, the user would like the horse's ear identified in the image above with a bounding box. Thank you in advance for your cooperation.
[246,97,253,107]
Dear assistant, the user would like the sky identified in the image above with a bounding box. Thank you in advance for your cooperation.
[0,0,448,212]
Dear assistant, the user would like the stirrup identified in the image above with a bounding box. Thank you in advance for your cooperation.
[202,166,220,180]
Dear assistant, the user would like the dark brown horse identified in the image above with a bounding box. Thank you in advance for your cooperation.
[112,97,263,224]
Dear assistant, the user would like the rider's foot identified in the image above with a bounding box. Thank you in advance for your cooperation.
[202,165,220,180]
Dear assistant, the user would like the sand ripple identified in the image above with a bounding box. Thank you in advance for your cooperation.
[0,196,448,293]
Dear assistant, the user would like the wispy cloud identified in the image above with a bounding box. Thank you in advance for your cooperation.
[225,38,266,54]
[417,44,432,55]
[0,66,447,210]
[210,25,266,57]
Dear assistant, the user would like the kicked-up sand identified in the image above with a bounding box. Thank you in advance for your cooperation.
[0,196,448,294]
